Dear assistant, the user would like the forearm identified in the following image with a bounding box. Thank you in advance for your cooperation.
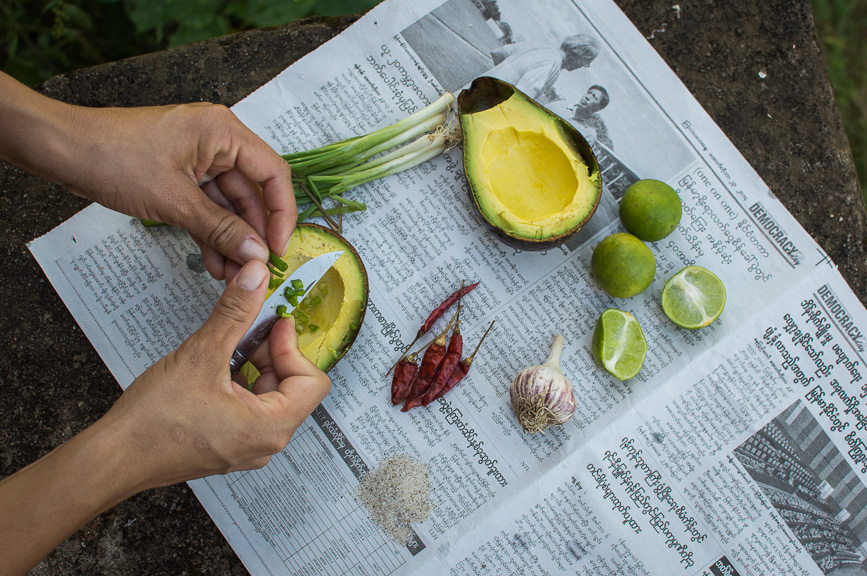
[0,413,147,576]
[0,71,84,187]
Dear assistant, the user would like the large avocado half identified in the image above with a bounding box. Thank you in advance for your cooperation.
[243,223,368,380]
[458,77,602,250]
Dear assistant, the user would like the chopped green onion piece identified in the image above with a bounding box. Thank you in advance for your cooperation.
[288,294,299,307]
[141,219,166,227]
[276,305,288,318]
[295,323,304,334]
[291,279,304,291]
[295,310,309,324]
[309,324,319,332]
[283,286,293,300]
[319,285,329,296]
[269,251,289,272]
[293,288,306,298]
[268,277,280,290]
[310,295,322,306]
[350,323,359,331]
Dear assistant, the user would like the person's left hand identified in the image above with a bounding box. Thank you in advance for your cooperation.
[59,103,296,281]
[1,73,294,280]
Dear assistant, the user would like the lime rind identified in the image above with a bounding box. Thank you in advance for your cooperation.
[661,266,726,329]
[592,308,647,380]
[619,179,683,242]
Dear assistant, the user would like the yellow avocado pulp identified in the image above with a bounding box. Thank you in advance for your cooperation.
[459,77,601,248]
[242,224,367,382]
[482,128,578,220]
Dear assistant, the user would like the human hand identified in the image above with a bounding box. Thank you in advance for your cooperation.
[0,260,329,572]
[104,260,330,486]
[58,103,296,280]
[0,74,290,280]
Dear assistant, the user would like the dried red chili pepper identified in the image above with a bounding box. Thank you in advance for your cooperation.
[401,311,458,412]
[426,319,495,405]
[391,351,419,405]
[412,286,468,408]
[385,280,479,376]
[420,281,478,334]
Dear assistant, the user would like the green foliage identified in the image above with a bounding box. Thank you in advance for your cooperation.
[1,0,155,85]
[811,0,867,202]
[0,0,380,85]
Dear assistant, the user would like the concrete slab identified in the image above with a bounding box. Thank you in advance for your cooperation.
[0,3,862,574]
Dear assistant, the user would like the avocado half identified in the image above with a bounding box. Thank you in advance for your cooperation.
[281,224,368,372]
[243,223,368,380]
[458,77,602,250]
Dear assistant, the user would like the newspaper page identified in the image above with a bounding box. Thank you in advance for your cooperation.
[27,0,867,574]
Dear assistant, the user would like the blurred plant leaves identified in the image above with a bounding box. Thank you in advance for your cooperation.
[2,0,380,86]
[122,0,377,47]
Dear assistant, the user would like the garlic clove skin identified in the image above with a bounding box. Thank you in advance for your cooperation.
[509,335,577,434]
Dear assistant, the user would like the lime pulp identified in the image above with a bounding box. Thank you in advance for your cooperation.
[660,266,726,329]
[592,309,647,380]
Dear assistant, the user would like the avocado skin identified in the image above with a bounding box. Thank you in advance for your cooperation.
[458,77,602,251]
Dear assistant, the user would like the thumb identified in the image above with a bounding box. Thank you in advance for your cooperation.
[195,260,270,358]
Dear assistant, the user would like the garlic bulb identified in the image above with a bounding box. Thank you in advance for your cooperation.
[509,335,576,434]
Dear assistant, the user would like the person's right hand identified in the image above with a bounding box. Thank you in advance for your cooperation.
[104,260,330,487]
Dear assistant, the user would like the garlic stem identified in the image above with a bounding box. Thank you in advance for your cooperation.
[544,334,565,368]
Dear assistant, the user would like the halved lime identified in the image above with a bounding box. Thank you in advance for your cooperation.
[661,266,726,329]
[592,309,647,380]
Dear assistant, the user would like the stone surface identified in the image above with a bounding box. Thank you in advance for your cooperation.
[0,2,863,574]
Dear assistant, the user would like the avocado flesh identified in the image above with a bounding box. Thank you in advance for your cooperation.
[460,77,601,248]
[241,224,367,381]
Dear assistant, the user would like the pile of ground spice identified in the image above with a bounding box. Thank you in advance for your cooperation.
[354,453,432,545]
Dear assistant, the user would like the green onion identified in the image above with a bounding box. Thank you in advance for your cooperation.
[288,294,299,307]
[310,295,322,306]
[309,324,319,332]
[276,304,294,318]
[295,310,309,324]
[283,92,457,223]
[269,251,289,272]
[291,279,304,291]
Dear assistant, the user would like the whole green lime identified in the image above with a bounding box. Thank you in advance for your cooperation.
[591,233,656,298]
[619,179,682,242]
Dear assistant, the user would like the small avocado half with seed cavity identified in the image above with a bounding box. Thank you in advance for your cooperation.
[243,223,368,380]
[280,224,368,372]
[458,76,602,250]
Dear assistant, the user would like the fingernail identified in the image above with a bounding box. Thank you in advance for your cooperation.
[237,261,267,291]
[238,238,268,263]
